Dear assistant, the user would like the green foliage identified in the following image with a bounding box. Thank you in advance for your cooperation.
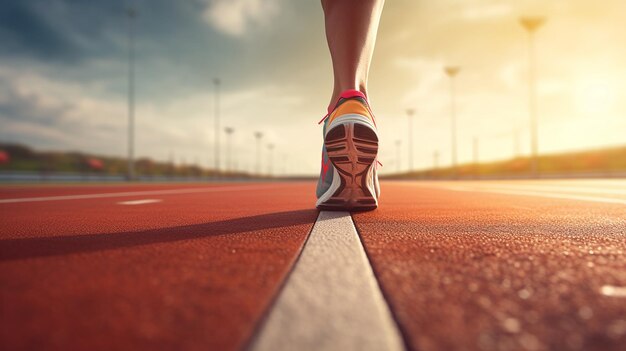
[390,145,626,179]
[0,142,249,178]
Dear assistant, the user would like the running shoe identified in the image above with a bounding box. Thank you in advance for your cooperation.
[316,89,380,210]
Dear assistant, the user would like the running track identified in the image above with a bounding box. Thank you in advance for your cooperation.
[1,180,625,351]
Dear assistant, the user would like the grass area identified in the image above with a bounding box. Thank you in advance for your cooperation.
[0,142,250,178]
[387,145,626,179]
[2,142,625,180]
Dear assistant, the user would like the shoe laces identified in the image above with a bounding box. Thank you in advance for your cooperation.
[318,89,377,128]
[318,89,383,170]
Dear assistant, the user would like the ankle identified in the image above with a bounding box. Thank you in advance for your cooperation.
[328,84,368,111]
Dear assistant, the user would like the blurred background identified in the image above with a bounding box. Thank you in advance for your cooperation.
[0,0,625,181]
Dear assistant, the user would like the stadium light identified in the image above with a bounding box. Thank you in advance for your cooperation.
[126,7,137,180]
[406,108,415,172]
[444,66,460,177]
[395,139,402,173]
[519,16,546,176]
[213,78,221,174]
[254,132,263,175]
[267,143,275,176]
[224,127,234,173]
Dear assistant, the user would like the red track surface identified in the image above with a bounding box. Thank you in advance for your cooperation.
[0,183,217,199]
[2,181,625,351]
[354,182,626,351]
[0,183,318,351]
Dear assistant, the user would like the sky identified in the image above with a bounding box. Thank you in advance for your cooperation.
[0,0,625,175]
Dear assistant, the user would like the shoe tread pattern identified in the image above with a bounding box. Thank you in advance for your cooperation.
[318,122,378,211]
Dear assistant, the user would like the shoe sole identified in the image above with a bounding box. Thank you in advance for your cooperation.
[317,121,378,211]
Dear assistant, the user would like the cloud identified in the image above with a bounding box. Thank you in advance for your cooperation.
[3,0,626,174]
[202,0,280,37]
[0,62,318,171]
[0,1,79,61]
[0,66,126,150]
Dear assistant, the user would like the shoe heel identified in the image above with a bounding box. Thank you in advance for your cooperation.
[321,120,378,210]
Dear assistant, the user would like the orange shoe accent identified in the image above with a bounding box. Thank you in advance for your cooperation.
[327,99,373,125]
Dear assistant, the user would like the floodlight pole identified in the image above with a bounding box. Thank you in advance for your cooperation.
[126,8,137,180]
[520,16,545,177]
[395,139,402,173]
[224,127,234,173]
[267,144,275,176]
[444,66,460,177]
[514,128,521,158]
[254,132,263,176]
[213,78,221,174]
[406,108,415,172]
[473,136,479,178]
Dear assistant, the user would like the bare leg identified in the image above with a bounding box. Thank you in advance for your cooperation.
[321,0,385,108]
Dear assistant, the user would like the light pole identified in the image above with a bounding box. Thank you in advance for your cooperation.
[224,127,234,173]
[514,127,521,158]
[520,16,545,177]
[282,154,288,176]
[395,139,402,173]
[473,137,479,165]
[254,132,263,176]
[406,108,415,172]
[444,66,460,177]
[473,136,479,178]
[267,143,275,176]
[126,7,137,180]
[433,150,439,179]
[213,78,221,174]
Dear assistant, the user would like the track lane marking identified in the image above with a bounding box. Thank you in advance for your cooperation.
[600,285,626,298]
[117,199,162,205]
[515,180,626,188]
[0,184,286,204]
[409,180,626,192]
[250,211,404,351]
[464,184,626,196]
[443,185,626,205]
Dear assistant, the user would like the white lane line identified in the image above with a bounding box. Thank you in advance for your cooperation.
[600,285,626,298]
[251,211,404,351]
[525,180,626,188]
[117,199,162,205]
[0,184,282,204]
[444,186,626,205]
[467,184,626,196]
